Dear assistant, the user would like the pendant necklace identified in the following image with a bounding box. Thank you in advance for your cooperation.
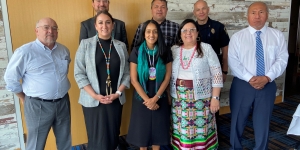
[180,46,196,70]
[147,48,156,80]
[97,37,113,95]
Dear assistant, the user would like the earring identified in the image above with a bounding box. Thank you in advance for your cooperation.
[196,37,200,41]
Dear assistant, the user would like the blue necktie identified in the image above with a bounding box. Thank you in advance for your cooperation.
[256,31,265,76]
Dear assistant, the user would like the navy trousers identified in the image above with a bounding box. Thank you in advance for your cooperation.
[229,77,276,150]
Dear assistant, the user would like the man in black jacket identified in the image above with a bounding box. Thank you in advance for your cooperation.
[79,0,128,49]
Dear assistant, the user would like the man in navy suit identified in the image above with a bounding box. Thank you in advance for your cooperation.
[79,0,128,49]
[228,2,288,149]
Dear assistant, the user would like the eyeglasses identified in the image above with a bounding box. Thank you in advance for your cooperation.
[181,28,197,34]
[37,25,59,31]
[95,0,109,3]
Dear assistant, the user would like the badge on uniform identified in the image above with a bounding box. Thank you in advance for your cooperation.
[211,28,215,34]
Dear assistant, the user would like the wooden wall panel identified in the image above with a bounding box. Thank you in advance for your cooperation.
[7,0,92,148]
[7,0,154,148]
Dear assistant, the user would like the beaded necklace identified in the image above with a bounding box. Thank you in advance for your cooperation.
[180,46,196,70]
[97,37,113,95]
[147,47,156,80]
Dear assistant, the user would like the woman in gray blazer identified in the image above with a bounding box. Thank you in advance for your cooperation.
[74,11,130,150]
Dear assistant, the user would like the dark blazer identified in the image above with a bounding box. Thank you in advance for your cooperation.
[79,17,128,49]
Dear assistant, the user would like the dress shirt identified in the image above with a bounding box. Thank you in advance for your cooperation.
[4,39,71,99]
[131,19,179,50]
[228,25,289,82]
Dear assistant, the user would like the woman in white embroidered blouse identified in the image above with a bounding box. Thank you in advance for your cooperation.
[170,19,223,150]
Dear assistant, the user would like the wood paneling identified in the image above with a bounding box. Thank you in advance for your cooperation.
[7,0,92,148]
[7,0,153,148]
[109,0,152,135]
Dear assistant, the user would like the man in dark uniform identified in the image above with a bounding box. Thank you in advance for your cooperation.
[193,0,230,142]
[194,0,230,81]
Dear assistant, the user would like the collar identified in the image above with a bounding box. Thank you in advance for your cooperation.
[197,17,212,28]
[152,18,167,25]
[248,25,267,35]
[35,39,57,51]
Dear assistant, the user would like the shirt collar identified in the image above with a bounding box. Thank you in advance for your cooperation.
[152,18,167,25]
[35,39,57,51]
[248,25,267,35]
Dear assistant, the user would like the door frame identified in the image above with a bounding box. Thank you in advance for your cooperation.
[1,0,25,149]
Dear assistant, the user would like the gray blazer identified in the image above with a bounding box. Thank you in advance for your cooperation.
[74,35,130,107]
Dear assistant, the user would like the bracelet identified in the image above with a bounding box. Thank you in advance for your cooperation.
[116,91,122,97]
[156,95,161,99]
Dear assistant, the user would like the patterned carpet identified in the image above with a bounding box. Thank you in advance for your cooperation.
[72,95,300,150]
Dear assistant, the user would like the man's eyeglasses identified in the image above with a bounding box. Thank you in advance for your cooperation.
[37,26,59,31]
[181,28,197,34]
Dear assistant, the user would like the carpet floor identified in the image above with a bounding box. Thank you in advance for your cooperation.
[72,95,300,150]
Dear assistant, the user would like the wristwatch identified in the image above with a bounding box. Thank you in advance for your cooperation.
[222,71,228,75]
[212,96,220,100]
[116,91,122,97]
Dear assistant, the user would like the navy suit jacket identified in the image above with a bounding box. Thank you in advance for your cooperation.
[79,17,128,49]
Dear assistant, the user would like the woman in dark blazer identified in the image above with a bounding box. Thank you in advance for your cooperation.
[74,11,130,150]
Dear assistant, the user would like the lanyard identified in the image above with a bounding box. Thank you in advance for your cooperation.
[147,50,155,67]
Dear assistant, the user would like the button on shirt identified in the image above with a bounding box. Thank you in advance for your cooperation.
[228,25,289,82]
[4,39,71,99]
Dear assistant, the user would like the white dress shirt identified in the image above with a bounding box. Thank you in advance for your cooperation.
[228,25,289,82]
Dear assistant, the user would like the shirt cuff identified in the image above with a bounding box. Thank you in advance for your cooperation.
[243,72,254,82]
[266,72,276,82]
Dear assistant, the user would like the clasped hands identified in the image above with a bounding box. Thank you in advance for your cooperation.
[94,94,119,104]
[143,97,159,110]
[249,76,269,90]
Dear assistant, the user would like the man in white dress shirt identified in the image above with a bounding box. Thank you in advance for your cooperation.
[228,2,288,150]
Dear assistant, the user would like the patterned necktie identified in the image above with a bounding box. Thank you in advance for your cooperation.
[256,31,265,76]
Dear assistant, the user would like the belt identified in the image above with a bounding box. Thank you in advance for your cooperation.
[176,79,193,87]
[29,94,66,102]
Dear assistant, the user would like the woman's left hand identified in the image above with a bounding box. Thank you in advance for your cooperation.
[107,93,119,102]
[210,98,220,113]
[143,97,158,110]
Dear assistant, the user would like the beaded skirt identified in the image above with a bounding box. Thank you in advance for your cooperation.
[171,86,218,150]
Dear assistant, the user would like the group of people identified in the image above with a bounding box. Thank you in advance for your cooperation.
[4,0,289,150]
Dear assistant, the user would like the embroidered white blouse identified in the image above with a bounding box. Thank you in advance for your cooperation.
[170,42,223,100]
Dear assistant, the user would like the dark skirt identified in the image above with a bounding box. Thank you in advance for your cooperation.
[127,83,171,147]
[82,99,123,150]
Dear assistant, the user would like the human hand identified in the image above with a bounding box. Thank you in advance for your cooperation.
[210,98,220,113]
[107,93,119,102]
[249,76,268,90]
[143,97,158,110]
[94,94,112,104]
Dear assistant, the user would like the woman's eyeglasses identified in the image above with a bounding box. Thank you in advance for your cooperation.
[181,28,197,34]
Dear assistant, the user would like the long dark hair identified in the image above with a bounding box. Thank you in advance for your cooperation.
[176,19,203,57]
[135,20,169,64]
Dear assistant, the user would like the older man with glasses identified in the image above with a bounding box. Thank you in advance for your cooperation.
[4,17,72,150]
